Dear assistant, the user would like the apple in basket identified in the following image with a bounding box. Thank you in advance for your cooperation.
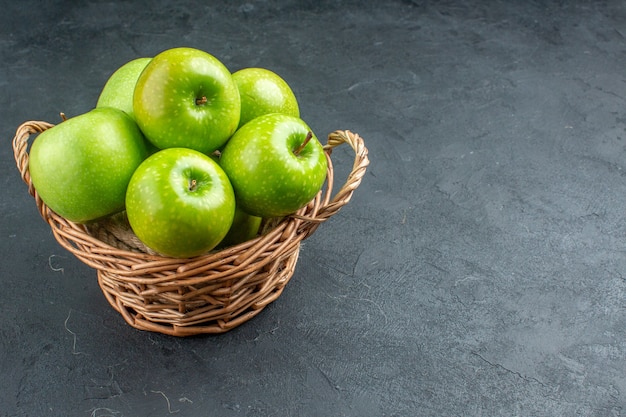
[133,47,240,154]
[217,205,262,248]
[125,147,236,258]
[232,67,300,129]
[28,107,149,223]
[219,113,328,218]
[96,57,152,121]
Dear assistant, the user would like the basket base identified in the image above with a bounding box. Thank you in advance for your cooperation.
[97,245,300,337]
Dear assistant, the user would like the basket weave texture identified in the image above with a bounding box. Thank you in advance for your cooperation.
[13,121,369,336]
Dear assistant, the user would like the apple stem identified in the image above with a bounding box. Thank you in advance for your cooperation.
[196,96,208,106]
[189,179,197,191]
[60,112,68,122]
[293,131,313,156]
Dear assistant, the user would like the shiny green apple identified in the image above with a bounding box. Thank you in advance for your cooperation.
[217,206,262,248]
[96,57,152,120]
[219,113,327,218]
[133,47,240,154]
[28,107,149,223]
[125,148,236,258]
[232,67,300,129]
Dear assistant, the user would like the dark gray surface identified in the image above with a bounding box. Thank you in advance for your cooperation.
[2,1,626,416]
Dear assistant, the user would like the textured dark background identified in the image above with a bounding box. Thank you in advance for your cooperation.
[1,1,625,416]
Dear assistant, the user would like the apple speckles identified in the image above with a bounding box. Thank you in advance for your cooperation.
[126,147,235,257]
[134,47,240,154]
[28,108,148,223]
[220,113,327,217]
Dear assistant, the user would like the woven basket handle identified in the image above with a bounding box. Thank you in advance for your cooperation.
[12,121,56,220]
[299,129,369,224]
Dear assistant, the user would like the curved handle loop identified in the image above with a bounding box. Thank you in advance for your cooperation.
[12,121,55,220]
[292,130,369,228]
[322,129,370,218]
[13,121,54,186]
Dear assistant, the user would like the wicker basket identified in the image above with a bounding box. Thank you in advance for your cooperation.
[12,121,369,336]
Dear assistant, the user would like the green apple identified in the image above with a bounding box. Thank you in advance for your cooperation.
[96,57,152,120]
[28,107,149,223]
[133,47,240,154]
[219,113,327,218]
[125,147,236,258]
[217,206,262,248]
[232,67,300,129]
